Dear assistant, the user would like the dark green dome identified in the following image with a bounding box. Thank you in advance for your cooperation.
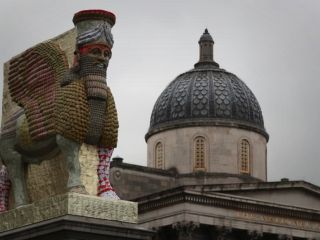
[146,30,268,141]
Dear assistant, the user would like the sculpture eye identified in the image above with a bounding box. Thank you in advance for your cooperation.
[90,48,101,55]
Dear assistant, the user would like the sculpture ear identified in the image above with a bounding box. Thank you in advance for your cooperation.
[73,50,80,66]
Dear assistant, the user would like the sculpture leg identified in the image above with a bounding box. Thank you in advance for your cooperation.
[56,135,87,194]
[0,165,11,211]
[0,140,28,207]
[97,147,119,200]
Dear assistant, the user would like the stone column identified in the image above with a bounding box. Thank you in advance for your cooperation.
[172,221,199,240]
[216,226,233,240]
[278,235,293,240]
[152,227,165,240]
[248,230,263,240]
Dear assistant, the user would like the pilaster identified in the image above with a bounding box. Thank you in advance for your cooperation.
[248,230,263,240]
[278,234,293,240]
[216,226,233,240]
[172,221,199,240]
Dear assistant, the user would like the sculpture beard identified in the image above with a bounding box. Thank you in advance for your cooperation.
[77,55,109,145]
[79,54,108,100]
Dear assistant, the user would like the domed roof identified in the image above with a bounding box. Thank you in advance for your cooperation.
[146,30,268,140]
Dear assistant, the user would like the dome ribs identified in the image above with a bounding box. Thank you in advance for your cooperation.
[190,71,210,118]
[208,71,216,117]
[228,73,251,122]
[212,71,233,119]
[170,77,190,120]
[224,72,237,120]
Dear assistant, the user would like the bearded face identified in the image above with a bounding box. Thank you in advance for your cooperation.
[76,43,111,100]
[78,43,111,78]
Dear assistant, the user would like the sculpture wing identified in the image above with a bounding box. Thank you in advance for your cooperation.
[8,42,68,140]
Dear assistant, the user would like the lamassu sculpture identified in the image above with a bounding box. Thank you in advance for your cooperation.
[0,10,120,209]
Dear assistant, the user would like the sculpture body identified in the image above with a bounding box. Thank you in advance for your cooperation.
[0,10,119,209]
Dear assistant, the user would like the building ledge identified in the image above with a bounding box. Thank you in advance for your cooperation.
[136,187,320,222]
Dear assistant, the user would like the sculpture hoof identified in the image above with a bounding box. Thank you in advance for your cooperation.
[99,190,120,200]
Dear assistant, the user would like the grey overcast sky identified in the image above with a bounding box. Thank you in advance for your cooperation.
[0,0,319,185]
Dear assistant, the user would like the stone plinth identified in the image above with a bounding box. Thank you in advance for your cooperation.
[0,215,154,240]
[0,193,153,240]
[0,193,141,234]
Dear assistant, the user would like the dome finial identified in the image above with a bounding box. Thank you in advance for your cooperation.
[194,28,219,68]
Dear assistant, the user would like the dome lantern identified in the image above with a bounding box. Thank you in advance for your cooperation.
[194,29,219,68]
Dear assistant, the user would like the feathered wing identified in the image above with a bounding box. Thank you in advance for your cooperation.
[8,42,68,141]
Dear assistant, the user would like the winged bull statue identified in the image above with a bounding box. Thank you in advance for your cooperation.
[0,10,120,209]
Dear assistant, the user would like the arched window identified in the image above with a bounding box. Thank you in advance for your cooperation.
[194,136,206,170]
[240,139,250,174]
[155,142,164,169]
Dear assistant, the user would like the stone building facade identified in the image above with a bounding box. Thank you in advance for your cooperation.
[110,30,320,240]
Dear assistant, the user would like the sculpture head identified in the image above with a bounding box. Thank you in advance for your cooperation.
[73,10,115,77]
[70,10,116,100]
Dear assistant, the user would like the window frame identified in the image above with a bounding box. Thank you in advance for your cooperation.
[193,136,207,171]
[239,138,251,174]
[154,141,164,169]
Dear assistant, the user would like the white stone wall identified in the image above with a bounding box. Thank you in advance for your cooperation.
[147,126,267,181]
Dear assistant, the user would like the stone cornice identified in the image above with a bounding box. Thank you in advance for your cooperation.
[111,161,262,182]
[145,118,269,142]
[111,160,176,177]
[0,215,154,240]
[111,161,320,196]
[196,181,320,196]
[137,188,320,222]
